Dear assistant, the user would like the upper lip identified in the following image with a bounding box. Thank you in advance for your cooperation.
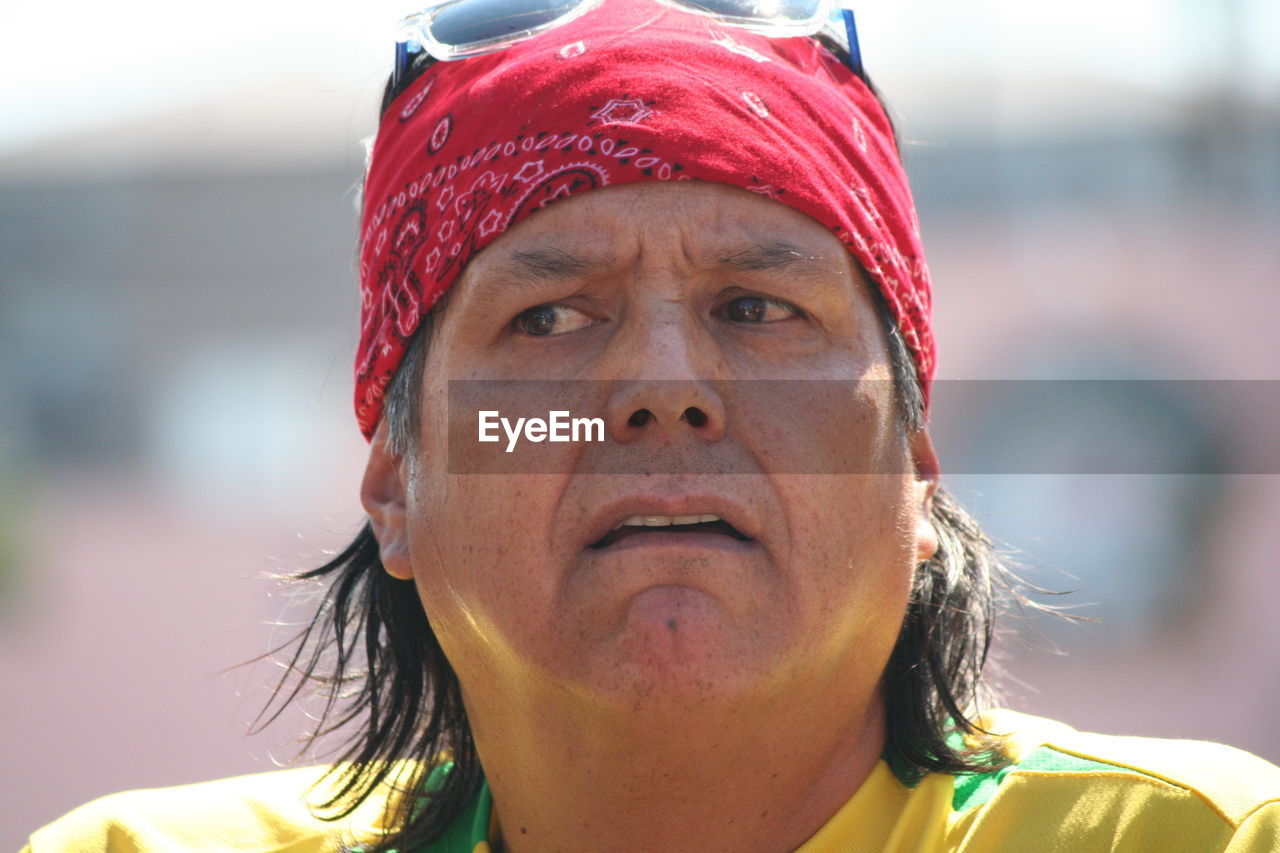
[582,493,759,550]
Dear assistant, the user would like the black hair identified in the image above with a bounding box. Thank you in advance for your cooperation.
[256,36,1042,853]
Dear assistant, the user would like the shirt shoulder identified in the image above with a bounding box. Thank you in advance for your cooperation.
[977,709,1280,824]
[23,763,415,853]
[947,709,1280,852]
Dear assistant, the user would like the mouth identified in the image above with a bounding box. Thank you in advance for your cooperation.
[589,515,755,550]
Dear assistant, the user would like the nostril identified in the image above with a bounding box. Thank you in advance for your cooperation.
[682,407,707,427]
[629,409,651,426]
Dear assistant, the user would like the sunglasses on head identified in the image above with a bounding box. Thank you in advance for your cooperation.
[392,0,863,88]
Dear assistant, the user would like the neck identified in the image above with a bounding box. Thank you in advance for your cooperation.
[470,688,887,853]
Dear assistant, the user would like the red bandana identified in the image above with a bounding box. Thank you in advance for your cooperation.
[356,0,935,439]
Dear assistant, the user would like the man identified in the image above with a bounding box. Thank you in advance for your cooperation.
[24,1,1280,851]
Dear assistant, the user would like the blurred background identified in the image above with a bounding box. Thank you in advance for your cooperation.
[2,0,1277,845]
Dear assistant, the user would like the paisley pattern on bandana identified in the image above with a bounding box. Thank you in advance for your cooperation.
[355,0,936,439]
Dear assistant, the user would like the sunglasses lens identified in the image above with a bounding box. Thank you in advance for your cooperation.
[679,0,823,26]
[429,0,587,48]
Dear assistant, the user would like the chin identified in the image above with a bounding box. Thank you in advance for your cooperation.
[576,585,781,708]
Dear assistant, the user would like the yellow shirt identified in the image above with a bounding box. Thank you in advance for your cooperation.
[22,710,1280,852]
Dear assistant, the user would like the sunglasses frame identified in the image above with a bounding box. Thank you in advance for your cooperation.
[392,0,863,88]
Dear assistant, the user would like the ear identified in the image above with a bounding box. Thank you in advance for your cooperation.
[909,427,941,565]
[361,419,414,581]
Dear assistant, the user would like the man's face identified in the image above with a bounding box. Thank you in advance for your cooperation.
[365,181,938,714]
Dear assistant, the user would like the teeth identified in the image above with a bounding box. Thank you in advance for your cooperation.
[614,513,720,530]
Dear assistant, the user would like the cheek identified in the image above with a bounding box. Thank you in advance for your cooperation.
[405,471,563,661]
[791,473,916,577]
[775,471,918,653]
[772,390,916,578]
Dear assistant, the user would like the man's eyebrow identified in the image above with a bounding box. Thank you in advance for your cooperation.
[469,241,842,309]
[491,247,616,283]
[711,242,839,280]
[465,246,616,312]
[489,242,835,281]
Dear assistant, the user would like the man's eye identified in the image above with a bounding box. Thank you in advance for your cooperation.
[514,303,596,337]
[723,295,801,323]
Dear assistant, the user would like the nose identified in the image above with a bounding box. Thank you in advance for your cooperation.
[599,312,727,445]
[605,379,725,444]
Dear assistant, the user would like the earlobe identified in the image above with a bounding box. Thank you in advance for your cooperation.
[910,428,941,565]
[361,420,414,581]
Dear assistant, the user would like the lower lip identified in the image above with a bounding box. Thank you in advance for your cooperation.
[589,531,760,554]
